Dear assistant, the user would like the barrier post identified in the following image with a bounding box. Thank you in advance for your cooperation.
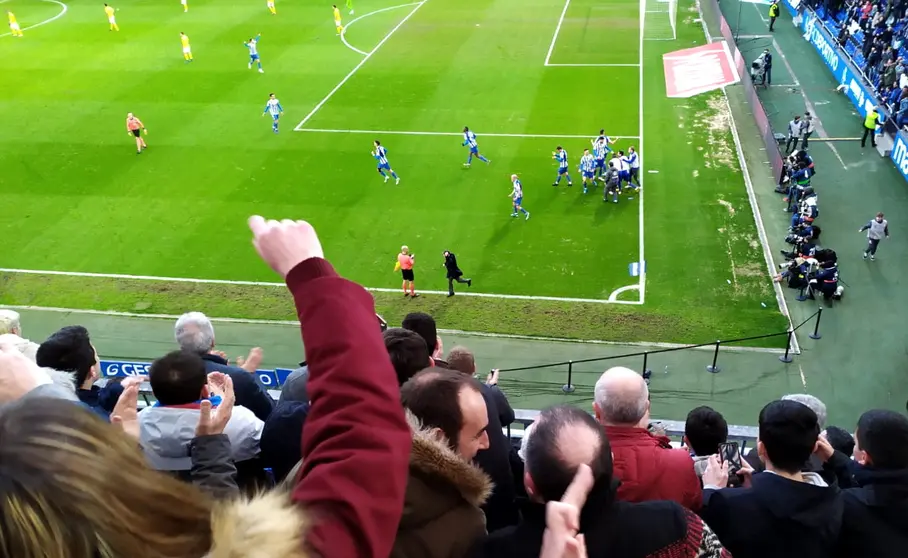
[779,329,794,363]
[562,360,575,393]
[809,307,823,340]
[642,351,652,377]
[706,341,721,373]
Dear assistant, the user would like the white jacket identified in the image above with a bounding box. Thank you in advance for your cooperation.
[138,403,263,471]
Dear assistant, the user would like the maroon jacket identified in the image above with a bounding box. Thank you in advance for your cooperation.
[605,425,702,511]
[288,258,412,558]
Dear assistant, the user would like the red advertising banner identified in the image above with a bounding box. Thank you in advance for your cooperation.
[663,42,739,98]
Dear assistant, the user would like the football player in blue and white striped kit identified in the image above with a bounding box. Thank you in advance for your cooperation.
[462,126,490,167]
[579,148,596,194]
[510,174,530,220]
[372,140,400,184]
[617,150,638,190]
[626,146,641,187]
[552,146,572,187]
[245,33,264,73]
[591,129,615,178]
[262,93,283,133]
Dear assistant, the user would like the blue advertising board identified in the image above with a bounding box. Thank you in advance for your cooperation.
[890,132,908,182]
[798,10,878,120]
[100,360,295,387]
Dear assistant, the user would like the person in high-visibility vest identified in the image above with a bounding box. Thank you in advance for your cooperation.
[769,0,781,32]
[861,107,881,149]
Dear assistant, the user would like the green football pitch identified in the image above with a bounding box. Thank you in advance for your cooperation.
[0,0,789,343]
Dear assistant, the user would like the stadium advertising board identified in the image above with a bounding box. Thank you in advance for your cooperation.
[890,132,908,182]
[100,359,294,387]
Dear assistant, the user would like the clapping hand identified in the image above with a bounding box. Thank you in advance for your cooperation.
[197,373,235,437]
[110,377,146,439]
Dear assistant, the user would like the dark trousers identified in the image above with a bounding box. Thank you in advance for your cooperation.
[785,135,799,153]
[765,65,772,85]
[866,237,881,255]
[770,16,777,31]
[448,276,469,295]
[861,126,877,147]
[801,131,813,149]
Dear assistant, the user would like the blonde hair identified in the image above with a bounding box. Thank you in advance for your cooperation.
[0,309,20,335]
[0,398,213,558]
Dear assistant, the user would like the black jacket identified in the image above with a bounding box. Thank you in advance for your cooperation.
[475,482,727,558]
[700,472,843,558]
[189,434,239,499]
[836,467,908,558]
[474,383,517,532]
[444,252,463,279]
[201,353,275,421]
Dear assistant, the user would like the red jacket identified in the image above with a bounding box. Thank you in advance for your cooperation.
[288,258,412,558]
[604,425,702,511]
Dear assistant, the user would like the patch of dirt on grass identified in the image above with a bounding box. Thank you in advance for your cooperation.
[717,199,735,215]
[691,95,736,170]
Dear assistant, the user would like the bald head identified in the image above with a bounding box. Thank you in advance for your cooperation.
[524,405,612,503]
[593,366,649,427]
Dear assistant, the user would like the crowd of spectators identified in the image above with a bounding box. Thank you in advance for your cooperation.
[0,218,907,558]
[813,0,908,128]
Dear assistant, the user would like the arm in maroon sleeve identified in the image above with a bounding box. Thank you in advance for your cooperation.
[287,258,411,558]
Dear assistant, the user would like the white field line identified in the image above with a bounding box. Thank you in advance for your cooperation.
[0,0,68,38]
[771,38,847,170]
[637,0,646,304]
[545,63,640,67]
[751,2,769,24]
[294,128,640,139]
[544,0,572,65]
[3,304,787,352]
[294,1,426,131]
[608,284,640,302]
[340,2,422,57]
[0,268,641,305]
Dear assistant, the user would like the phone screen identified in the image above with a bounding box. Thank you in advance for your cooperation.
[719,442,741,470]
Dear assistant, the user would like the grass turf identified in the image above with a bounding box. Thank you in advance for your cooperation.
[0,0,788,344]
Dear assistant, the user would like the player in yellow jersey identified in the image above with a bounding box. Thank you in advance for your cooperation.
[180,32,193,62]
[267,0,276,15]
[7,11,24,37]
[104,4,119,31]
[181,0,188,12]
[333,4,343,35]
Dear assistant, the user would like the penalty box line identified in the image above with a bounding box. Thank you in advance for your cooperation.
[294,128,641,140]
[0,268,644,305]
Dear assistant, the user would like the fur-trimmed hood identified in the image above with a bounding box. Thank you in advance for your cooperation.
[399,410,492,529]
[208,490,309,558]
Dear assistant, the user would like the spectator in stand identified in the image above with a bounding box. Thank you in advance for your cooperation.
[476,405,730,558]
[898,87,908,128]
[174,311,274,421]
[250,215,412,557]
[782,393,827,428]
[384,327,432,384]
[261,398,310,484]
[447,346,518,531]
[0,341,78,404]
[36,325,114,418]
[593,367,701,509]
[278,361,308,405]
[823,425,856,457]
[396,368,492,557]
[684,406,729,478]
[402,311,446,365]
[700,400,843,558]
[0,309,76,392]
[138,350,264,482]
[829,409,908,557]
[746,393,828,474]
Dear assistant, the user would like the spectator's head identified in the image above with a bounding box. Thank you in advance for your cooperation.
[781,393,827,429]
[854,409,908,469]
[757,400,820,474]
[446,346,476,376]
[36,325,99,389]
[174,312,216,354]
[823,426,855,457]
[383,327,430,385]
[0,397,214,557]
[524,405,613,504]
[0,309,22,336]
[401,369,489,460]
[402,312,440,357]
[684,406,728,456]
[593,367,649,428]
[149,350,209,406]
